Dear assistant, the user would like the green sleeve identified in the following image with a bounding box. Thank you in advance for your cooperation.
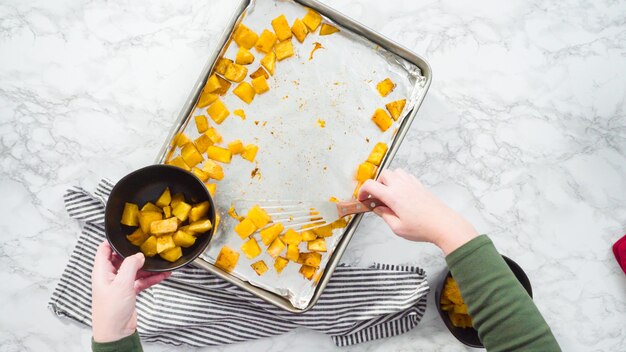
[92,331,143,352]
[445,235,561,352]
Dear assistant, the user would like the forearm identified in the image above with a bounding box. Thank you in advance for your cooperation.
[92,331,143,352]
[445,235,561,352]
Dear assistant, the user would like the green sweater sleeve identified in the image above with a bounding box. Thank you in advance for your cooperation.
[92,331,143,352]
[445,235,561,352]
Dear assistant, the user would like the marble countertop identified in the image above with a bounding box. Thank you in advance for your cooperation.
[2,0,625,351]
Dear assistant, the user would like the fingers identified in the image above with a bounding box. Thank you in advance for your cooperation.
[92,242,115,281]
[134,272,172,293]
[358,179,394,206]
[114,252,145,285]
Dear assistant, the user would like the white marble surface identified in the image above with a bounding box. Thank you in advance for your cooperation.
[1,0,625,351]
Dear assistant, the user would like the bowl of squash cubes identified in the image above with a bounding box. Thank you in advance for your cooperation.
[435,255,533,348]
[105,164,216,271]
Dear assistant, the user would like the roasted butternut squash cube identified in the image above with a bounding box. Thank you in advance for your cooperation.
[367,142,388,166]
[260,52,276,75]
[181,143,204,167]
[171,193,184,207]
[150,217,178,235]
[228,139,244,154]
[240,237,262,259]
[299,252,322,267]
[235,218,257,239]
[255,29,277,53]
[204,183,216,197]
[241,144,259,162]
[286,244,300,262]
[214,58,233,75]
[233,24,258,50]
[189,201,210,222]
[215,246,239,272]
[224,63,248,82]
[204,74,222,93]
[274,257,289,273]
[138,211,162,234]
[302,9,322,31]
[160,246,182,262]
[248,205,271,228]
[156,235,176,253]
[251,76,269,94]
[163,205,172,218]
[291,18,308,43]
[251,260,269,276]
[173,230,196,248]
[233,82,256,104]
[194,115,209,134]
[167,156,190,171]
[331,218,348,229]
[301,230,316,241]
[235,47,255,65]
[214,76,231,95]
[319,23,339,36]
[188,219,212,233]
[121,202,139,226]
[275,40,294,61]
[282,229,302,246]
[155,187,171,208]
[271,14,292,41]
[356,161,377,182]
[376,78,396,97]
[194,133,213,153]
[172,132,190,148]
[371,108,393,132]
[207,145,232,163]
[312,224,333,238]
[197,91,218,108]
[141,202,161,213]
[385,99,406,120]
[201,160,224,180]
[207,99,230,124]
[172,201,192,222]
[139,236,158,257]
[267,237,286,258]
[250,67,269,80]
[308,238,327,252]
[299,264,317,280]
[205,127,223,144]
[260,222,284,245]
[126,228,149,246]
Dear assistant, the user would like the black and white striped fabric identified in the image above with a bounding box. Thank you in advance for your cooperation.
[49,179,429,347]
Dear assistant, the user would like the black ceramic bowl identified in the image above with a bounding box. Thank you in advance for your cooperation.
[435,256,533,348]
[105,164,215,272]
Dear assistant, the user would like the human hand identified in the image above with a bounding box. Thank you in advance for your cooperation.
[358,169,478,255]
[91,241,171,343]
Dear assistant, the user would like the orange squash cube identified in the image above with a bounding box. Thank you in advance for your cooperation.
[233,82,256,104]
[120,202,139,226]
[204,74,222,93]
[166,156,190,171]
[215,246,239,272]
[224,63,248,82]
[376,78,396,97]
[267,237,286,258]
[228,139,244,154]
[188,219,212,233]
[251,260,269,276]
[274,256,289,273]
[139,236,158,257]
[241,237,262,259]
[204,183,216,196]
[356,161,377,182]
[233,24,259,50]
[173,230,196,248]
[271,14,292,41]
[172,201,192,222]
[331,218,348,229]
[207,99,230,124]
[251,76,269,94]
[191,167,210,182]
[286,244,300,262]
[156,234,176,253]
[255,29,277,53]
[141,202,162,213]
[312,224,333,238]
[291,18,309,43]
[163,205,172,218]
[367,142,388,166]
[371,108,393,132]
[301,230,316,242]
[170,193,184,207]
[247,205,271,228]
[138,211,163,234]
[181,143,204,167]
[126,228,149,246]
[250,67,269,79]
[241,144,259,162]
[160,246,182,262]
[214,76,231,95]
[197,91,218,108]
[302,9,322,31]
[234,218,257,239]
[299,252,322,267]
[308,238,327,252]
[385,99,406,120]
[194,115,209,133]
[207,145,232,163]
[205,127,222,144]
[189,201,210,222]
[320,23,339,36]
[260,222,284,246]
[214,58,233,75]
[275,40,294,61]
[282,229,302,245]
[194,133,213,153]
[202,159,224,180]
[299,264,317,280]
[235,47,255,65]
[260,52,276,75]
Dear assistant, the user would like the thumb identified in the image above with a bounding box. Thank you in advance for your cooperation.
[115,252,145,285]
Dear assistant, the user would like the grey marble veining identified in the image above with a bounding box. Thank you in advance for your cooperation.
[1,0,625,351]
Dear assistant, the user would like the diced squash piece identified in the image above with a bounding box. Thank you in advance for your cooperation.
[194,115,209,134]
[251,75,270,95]
[214,58,233,75]
[233,24,259,50]
[172,132,190,148]
[160,246,182,262]
[301,230,316,241]
[241,144,259,162]
[260,52,276,75]
[267,237,286,258]
[282,229,302,246]
[234,218,257,239]
[173,230,196,248]
[215,246,239,272]
[367,142,388,166]
[291,18,309,43]
[271,14,292,41]
[188,219,212,233]
[385,99,406,120]
[207,99,230,124]
[121,202,139,226]
[205,127,222,144]
[371,108,393,132]
[331,218,348,229]
[214,76,232,95]
[204,74,222,93]
[138,211,162,234]
[141,202,161,213]
[255,29,277,53]
[202,160,224,180]
[299,264,316,280]
[189,201,210,222]
[170,193,184,207]
[172,201,192,222]
[166,156,191,171]
[260,222,284,246]
[181,143,204,167]
[286,244,300,262]
[207,145,232,164]
[240,237,262,259]
[250,67,269,79]
[204,183,216,197]
[308,238,327,252]
[274,257,289,273]
[150,217,179,235]
[156,235,175,253]
[233,82,256,104]
[155,188,171,208]
[356,161,377,182]
[275,40,294,61]
[126,228,149,246]
[235,47,255,65]
[194,133,213,153]
[376,78,396,97]
[197,91,218,108]
[312,224,333,238]
[319,23,339,36]
[224,63,248,82]
[248,205,271,228]
[163,206,172,218]
[300,252,322,267]
[302,9,322,31]
[228,139,244,154]
[139,236,158,257]
[454,303,469,314]
[251,260,269,276]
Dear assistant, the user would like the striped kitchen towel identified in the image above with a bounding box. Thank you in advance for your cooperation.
[49,179,430,347]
